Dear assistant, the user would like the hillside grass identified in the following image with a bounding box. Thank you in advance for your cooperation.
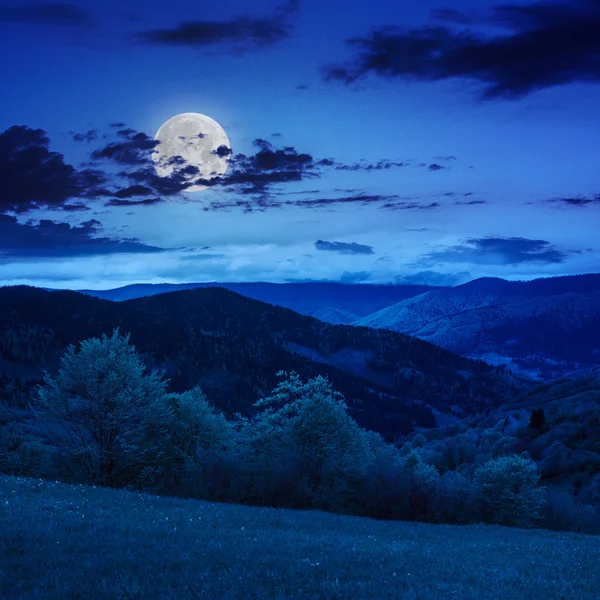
[1,476,599,599]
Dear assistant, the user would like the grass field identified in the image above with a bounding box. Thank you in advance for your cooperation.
[1,475,599,599]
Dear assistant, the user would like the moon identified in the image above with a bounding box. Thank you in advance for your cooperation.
[152,112,231,192]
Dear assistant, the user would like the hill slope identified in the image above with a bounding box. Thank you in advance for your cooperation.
[354,274,600,379]
[0,285,523,440]
[3,476,599,600]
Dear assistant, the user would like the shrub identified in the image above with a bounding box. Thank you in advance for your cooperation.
[473,454,547,527]
[540,489,600,534]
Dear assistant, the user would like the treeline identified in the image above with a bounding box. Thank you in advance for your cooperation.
[1,329,596,534]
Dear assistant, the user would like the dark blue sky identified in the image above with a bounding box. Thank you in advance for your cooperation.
[0,0,599,288]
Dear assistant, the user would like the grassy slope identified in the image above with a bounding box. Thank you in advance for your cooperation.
[1,476,599,600]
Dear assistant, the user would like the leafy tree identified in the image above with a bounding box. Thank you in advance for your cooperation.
[473,454,547,527]
[34,329,174,488]
[433,470,474,524]
[401,449,440,521]
[241,371,374,511]
[149,386,235,499]
[540,441,571,477]
[357,430,411,520]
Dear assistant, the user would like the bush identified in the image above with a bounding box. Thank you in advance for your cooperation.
[473,454,547,527]
[34,329,174,488]
[540,489,600,534]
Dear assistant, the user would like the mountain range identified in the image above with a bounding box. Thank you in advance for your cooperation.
[0,285,523,441]
[68,274,600,380]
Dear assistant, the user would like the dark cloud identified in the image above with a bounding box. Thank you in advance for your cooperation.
[113,184,155,198]
[315,240,374,255]
[419,236,568,266]
[0,125,106,214]
[547,194,600,207]
[295,193,398,208]
[394,270,472,286]
[60,202,90,212]
[333,159,407,171]
[137,0,298,52]
[0,214,166,259]
[455,199,486,205]
[380,201,440,210]
[428,163,444,171]
[1,123,460,216]
[90,129,159,166]
[72,129,98,143]
[323,0,600,100]
[0,2,94,27]
[104,198,161,207]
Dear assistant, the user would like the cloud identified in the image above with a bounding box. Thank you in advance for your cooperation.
[315,240,375,255]
[137,0,298,52]
[394,270,472,286]
[380,200,440,211]
[72,129,98,142]
[90,128,159,166]
[333,159,408,171]
[0,214,166,259]
[0,125,106,214]
[547,194,600,207]
[104,198,161,207]
[419,236,568,266]
[1,123,459,216]
[323,0,600,100]
[0,2,94,27]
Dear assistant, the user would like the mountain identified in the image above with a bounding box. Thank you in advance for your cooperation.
[72,281,439,322]
[353,274,600,380]
[0,285,524,441]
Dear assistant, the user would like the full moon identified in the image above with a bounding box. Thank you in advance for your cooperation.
[152,112,231,192]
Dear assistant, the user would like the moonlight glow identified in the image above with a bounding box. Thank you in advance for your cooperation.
[152,112,231,192]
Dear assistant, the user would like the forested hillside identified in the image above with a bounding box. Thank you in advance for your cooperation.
[354,274,600,379]
[0,285,523,440]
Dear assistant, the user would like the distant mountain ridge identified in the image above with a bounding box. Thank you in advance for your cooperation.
[70,281,440,322]
[354,274,600,380]
[46,274,600,380]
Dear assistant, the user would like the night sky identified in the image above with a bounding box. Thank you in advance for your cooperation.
[0,0,599,289]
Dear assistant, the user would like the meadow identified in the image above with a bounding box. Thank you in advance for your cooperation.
[2,475,599,600]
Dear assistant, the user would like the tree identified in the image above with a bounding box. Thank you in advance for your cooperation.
[529,408,546,431]
[157,386,235,499]
[242,371,374,511]
[35,329,174,488]
[401,449,440,521]
[434,470,474,524]
[473,454,547,527]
